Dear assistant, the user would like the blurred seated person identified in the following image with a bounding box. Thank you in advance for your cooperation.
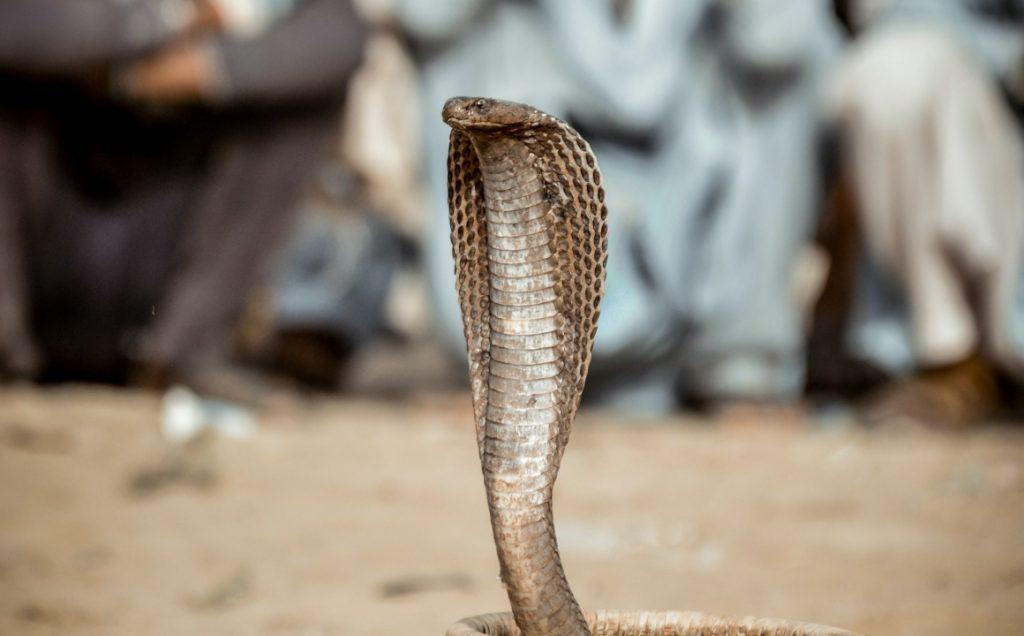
[0,0,367,392]
[401,0,842,414]
[822,0,1024,426]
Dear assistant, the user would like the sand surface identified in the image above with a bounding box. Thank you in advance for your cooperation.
[1,386,1023,635]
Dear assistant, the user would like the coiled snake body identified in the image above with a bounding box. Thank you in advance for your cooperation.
[442,97,854,636]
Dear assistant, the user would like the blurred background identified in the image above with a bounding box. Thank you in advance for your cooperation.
[0,0,1023,634]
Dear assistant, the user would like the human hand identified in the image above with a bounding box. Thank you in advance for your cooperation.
[118,41,219,104]
[188,0,226,35]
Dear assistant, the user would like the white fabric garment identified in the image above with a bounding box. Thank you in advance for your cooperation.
[826,25,1024,376]
[410,0,841,407]
[210,0,295,38]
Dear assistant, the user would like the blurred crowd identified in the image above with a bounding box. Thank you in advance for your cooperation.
[0,0,1022,427]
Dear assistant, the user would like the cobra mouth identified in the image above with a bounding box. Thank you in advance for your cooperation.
[442,117,509,132]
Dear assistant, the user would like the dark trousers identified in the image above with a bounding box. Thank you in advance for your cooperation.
[0,99,336,382]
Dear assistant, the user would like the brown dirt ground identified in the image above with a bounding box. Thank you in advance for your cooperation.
[1,386,1023,635]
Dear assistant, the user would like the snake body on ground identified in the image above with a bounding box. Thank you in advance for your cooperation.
[441,97,855,636]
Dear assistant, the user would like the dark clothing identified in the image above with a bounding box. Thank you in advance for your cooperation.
[0,0,367,382]
[0,0,188,73]
[0,0,366,100]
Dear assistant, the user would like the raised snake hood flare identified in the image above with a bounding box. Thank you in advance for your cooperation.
[442,96,855,636]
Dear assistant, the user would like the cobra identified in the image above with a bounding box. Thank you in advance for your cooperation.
[442,96,855,636]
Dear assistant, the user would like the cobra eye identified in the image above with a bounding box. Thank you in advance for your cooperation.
[474,99,487,110]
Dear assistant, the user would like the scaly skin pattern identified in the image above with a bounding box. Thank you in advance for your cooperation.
[444,97,608,636]
[442,98,861,636]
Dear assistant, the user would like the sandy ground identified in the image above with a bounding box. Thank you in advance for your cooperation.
[1,386,1023,635]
